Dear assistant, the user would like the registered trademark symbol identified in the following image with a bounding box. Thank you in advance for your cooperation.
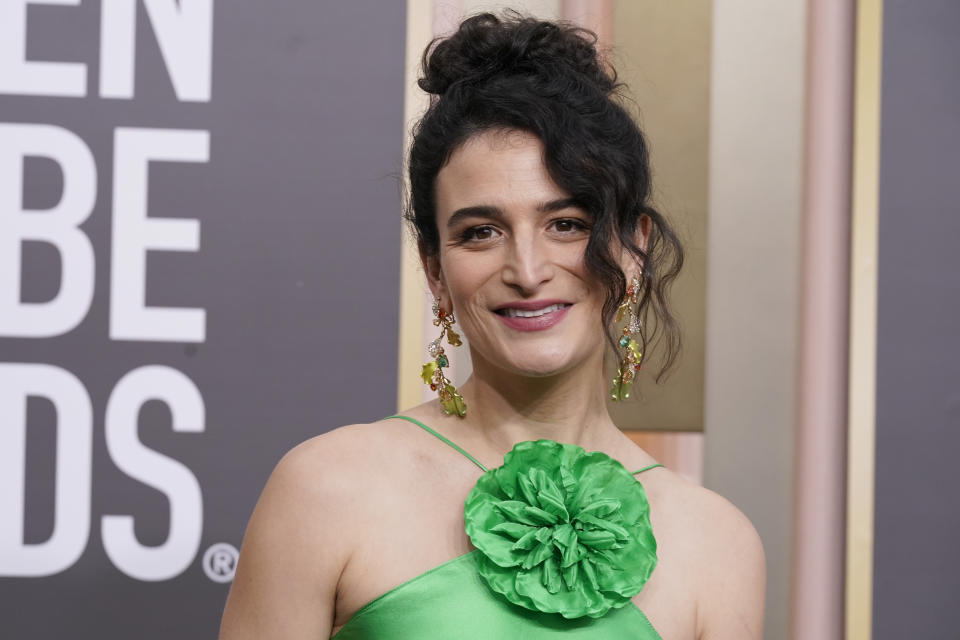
[202,542,239,583]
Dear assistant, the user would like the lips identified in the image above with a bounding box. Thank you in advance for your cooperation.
[494,299,572,313]
[499,302,569,318]
[494,300,572,332]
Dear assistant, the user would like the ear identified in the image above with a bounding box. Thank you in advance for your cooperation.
[637,214,652,255]
[419,246,450,309]
[618,214,652,278]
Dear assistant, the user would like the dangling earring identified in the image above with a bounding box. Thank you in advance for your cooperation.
[422,298,467,417]
[610,273,643,402]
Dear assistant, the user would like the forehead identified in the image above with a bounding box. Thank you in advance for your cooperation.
[434,129,568,218]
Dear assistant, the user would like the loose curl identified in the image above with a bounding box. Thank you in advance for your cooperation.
[406,11,684,382]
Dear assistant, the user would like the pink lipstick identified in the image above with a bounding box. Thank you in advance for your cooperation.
[494,300,572,332]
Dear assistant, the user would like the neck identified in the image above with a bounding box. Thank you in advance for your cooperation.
[457,348,617,452]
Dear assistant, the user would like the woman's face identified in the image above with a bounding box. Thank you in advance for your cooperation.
[425,129,620,378]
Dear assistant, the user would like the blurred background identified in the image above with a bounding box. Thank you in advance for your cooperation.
[0,1,956,638]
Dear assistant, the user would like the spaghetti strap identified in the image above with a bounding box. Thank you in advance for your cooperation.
[631,463,664,475]
[387,415,488,473]
[387,414,661,477]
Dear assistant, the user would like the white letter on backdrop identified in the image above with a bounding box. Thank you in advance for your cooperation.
[0,0,87,96]
[0,123,96,337]
[0,363,93,577]
[102,365,205,581]
[100,0,214,101]
[110,127,208,343]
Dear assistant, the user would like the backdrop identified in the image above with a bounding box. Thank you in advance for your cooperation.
[872,0,960,636]
[0,1,406,637]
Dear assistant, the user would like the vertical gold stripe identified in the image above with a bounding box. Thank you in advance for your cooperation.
[846,0,883,637]
[397,0,434,412]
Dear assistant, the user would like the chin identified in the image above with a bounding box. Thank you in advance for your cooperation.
[500,346,582,378]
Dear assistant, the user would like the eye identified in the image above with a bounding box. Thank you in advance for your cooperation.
[551,218,590,235]
[459,225,499,243]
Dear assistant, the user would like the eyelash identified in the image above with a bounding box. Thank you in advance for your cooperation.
[458,225,497,243]
[457,219,590,243]
[552,218,590,234]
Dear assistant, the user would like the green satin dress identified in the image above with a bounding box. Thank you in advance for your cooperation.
[331,415,664,640]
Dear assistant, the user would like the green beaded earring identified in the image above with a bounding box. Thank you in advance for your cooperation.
[422,298,467,417]
[610,273,643,401]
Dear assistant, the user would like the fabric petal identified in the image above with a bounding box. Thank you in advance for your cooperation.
[464,439,659,619]
[495,500,541,525]
[490,521,536,540]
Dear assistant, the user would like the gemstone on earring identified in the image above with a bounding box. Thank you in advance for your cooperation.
[446,327,462,347]
[437,354,449,368]
[428,339,441,357]
[440,384,467,417]
[619,335,630,348]
[421,361,438,384]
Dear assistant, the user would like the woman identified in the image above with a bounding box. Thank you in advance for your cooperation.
[219,12,765,639]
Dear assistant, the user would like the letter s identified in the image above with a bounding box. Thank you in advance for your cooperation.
[102,365,204,581]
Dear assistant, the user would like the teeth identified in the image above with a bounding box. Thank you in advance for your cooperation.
[502,303,567,318]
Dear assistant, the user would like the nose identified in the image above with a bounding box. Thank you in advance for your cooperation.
[501,230,554,294]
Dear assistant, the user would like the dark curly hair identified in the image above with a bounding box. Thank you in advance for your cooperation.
[406,11,684,382]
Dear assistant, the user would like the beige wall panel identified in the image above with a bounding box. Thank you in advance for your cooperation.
[705,1,808,638]
[607,1,711,432]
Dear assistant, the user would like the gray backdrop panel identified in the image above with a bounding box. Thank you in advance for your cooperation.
[874,0,960,636]
[0,1,406,637]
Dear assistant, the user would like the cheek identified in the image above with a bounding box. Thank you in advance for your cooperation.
[442,252,496,312]
[561,256,601,306]
[441,253,508,350]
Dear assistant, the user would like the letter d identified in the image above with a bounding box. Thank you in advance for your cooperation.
[0,363,93,576]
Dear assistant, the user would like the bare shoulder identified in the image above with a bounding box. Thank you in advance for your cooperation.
[218,420,404,640]
[249,419,421,547]
[683,484,764,555]
[682,484,766,639]
[246,422,393,525]
[276,420,404,488]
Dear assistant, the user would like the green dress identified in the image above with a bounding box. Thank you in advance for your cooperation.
[332,415,664,639]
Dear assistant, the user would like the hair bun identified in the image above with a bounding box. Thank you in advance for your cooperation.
[419,11,616,97]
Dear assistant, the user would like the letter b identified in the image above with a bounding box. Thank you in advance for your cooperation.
[0,124,96,337]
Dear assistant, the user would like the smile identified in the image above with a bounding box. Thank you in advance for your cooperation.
[498,303,569,318]
[494,302,572,331]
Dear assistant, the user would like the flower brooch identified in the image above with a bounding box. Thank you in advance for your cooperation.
[464,439,658,619]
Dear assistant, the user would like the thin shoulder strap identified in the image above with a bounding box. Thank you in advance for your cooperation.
[632,463,664,475]
[387,415,660,477]
[387,415,489,473]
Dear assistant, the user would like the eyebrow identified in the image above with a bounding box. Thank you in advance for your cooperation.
[445,197,580,229]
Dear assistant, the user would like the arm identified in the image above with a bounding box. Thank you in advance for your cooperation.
[219,436,352,640]
[695,490,767,640]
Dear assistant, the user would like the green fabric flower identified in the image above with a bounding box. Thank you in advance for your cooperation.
[464,439,658,619]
